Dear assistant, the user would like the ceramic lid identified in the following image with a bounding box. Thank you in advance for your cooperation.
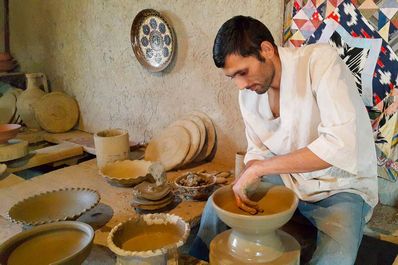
[191,111,217,162]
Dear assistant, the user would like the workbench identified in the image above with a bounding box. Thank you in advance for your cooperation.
[1,130,397,264]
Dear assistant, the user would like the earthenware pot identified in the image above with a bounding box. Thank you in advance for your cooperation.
[16,73,47,129]
[0,221,94,265]
[94,129,130,169]
[0,124,20,144]
[107,213,190,265]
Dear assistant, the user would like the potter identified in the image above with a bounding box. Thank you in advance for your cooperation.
[190,15,377,265]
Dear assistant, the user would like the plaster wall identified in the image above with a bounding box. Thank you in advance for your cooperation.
[0,3,3,52]
[10,0,284,166]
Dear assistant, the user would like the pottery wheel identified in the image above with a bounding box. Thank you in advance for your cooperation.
[34,92,79,133]
[0,139,28,162]
[144,126,191,171]
[210,229,300,265]
[169,119,201,165]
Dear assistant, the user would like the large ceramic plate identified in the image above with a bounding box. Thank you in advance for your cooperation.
[131,9,175,72]
[8,187,100,226]
[144,126,191,171]
[0,221,94,265]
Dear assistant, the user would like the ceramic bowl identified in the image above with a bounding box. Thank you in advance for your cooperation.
[0,124,21,144]
[211,183,298,234]
[0,221,94,265]
[174,173,216,201]
[107,213,190,265]
[100,160,152,187]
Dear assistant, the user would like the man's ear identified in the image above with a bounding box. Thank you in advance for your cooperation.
[260,41,275,59]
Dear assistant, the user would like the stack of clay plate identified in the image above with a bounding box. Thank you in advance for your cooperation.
[144,111,216,171]
[131,181,174,211]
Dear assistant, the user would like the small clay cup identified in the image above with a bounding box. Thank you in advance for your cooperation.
[0,124,21,144]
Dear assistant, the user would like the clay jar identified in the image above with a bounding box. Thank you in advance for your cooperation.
[94,129,130,169]
[16,73,47,129]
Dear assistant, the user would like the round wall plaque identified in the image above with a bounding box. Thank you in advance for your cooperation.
[131,9,176,72]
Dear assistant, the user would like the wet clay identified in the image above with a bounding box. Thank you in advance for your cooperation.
[7,229,89,265]
[120,224,181,252]
[214,186,295,216]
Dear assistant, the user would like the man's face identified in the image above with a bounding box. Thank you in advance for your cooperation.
[223,53,275,94]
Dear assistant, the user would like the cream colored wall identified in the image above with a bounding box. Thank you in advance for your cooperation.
[10,0,283,166]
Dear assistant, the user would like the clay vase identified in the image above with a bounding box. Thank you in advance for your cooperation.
[16,73,47,129]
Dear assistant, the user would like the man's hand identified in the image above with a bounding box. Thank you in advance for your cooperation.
[233,160,264,215]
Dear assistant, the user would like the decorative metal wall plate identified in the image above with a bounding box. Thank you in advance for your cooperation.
[131,9,175,72]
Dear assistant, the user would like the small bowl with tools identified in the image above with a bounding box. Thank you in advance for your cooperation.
[174,171,216,201]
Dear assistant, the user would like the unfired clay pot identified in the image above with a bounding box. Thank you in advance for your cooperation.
[16,73,47,129]
[94,129,130,169]
[0,124,21,144]
[107,213,190,265]
[209,183,300,264]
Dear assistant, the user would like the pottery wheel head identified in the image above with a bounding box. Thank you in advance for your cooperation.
[148,162,166,186]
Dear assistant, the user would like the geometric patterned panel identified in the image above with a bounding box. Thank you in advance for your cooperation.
[283,0,398,181]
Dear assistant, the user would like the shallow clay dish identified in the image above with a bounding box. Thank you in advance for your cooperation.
[0,124,21,144]
[144,126,191,171]
[8,188,100,226]
[0,221,94,265]
[132,181,171,201]
[34,92,79,133]
[100,160,152,187]
[174,173,216,201]
[107,213,189,264]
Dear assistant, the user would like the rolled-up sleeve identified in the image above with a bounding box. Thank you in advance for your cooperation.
[307,48,359,175]
[243,119,273,164]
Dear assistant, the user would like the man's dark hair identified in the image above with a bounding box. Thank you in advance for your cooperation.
[213,16,275,68]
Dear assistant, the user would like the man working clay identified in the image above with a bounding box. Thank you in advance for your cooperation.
[190,16,377,265]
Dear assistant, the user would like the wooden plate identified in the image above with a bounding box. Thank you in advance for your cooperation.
[8,188,100,226]
[191,111,216,162]
[131,9,176,72]
[144,126,190,171]
[0,221,94,265]
[34,92,79,133]
[169,119,201,166]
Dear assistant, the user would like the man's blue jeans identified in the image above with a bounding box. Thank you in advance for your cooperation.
[189,176,371,265]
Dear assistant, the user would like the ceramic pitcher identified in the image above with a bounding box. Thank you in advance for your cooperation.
[16,73,48,129]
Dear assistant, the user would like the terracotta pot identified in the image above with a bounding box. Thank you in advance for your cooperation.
[0,52,12,61]
[0,59,16,72]
[16,73,47,129]
[0,124,21,144]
